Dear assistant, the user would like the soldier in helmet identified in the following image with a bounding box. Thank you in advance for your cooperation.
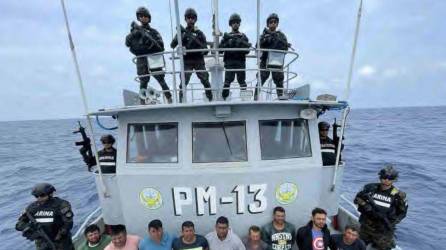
[16,183,74,250]
[97,134,117,174]
[254,13,290,100]
[170,8,213,102]
[318,121,343,166]
[125,7,172,103]
[219,13,251,100]
[354,165,408,250]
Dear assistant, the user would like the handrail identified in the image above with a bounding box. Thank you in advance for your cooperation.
[131,47,300,104]
[340,193,360,217]
[72,207,102,240]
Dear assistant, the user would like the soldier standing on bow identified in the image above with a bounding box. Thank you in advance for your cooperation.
[254,13,289,100]
[170,8,213,102]
[126,7,172,103]
[219,13,251,100]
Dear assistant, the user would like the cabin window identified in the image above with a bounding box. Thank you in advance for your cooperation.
[259,119,312,160]
[127,123,178,163]
[192,121,247,163]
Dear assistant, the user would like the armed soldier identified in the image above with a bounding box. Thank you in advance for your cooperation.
[16,183,74,250]
[170,8,213,102]
[125,7,172,103]
[254,13,289,100]
[318,121,344,166]
[219,13,251,100]
[354,165,408,250]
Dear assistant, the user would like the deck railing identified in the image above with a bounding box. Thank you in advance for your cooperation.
[132,47,300,104]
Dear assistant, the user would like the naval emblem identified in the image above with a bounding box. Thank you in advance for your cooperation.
[139,187,163,209]
[275,182,298,205]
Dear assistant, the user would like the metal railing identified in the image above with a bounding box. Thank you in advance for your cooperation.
[132,47,300,104]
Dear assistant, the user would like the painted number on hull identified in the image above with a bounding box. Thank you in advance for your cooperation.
[172,184,267,216]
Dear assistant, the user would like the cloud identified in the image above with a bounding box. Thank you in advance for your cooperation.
[358,65,376,77]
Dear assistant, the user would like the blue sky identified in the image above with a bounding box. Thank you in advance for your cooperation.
[0,0,445,121]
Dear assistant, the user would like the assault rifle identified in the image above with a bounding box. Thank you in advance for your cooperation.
[74,121,96,170]
[24,211,56,250]
[363,193,394,231]
[130,21,163,52]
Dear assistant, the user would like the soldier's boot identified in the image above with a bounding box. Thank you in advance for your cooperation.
[222,82,231,100]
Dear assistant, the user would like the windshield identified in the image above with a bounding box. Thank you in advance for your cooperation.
[127,123,178,163]
[192,121,247,163]
[259,119,312,160]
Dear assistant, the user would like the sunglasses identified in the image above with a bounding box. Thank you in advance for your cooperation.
[268,20,278,24]
[381,175,396,180]
[34,194,47,198]
[186,16,196,20]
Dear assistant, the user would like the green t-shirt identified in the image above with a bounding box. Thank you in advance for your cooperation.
[78,235,112,250]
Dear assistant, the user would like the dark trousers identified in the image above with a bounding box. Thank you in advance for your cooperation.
[179,59,213,101]
[136,57,172,99]
[222,63,247,99]
[254,60,284,99]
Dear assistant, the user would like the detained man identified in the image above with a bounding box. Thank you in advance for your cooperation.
[261,206,296,250]
[331,224,366,250]
[104,225,140,250]
[172,221,209,250]
[139,219,175,250]
[78,224,111,250]
[296,207,333,250]
[242,225,268,250]
[205,216,245,250]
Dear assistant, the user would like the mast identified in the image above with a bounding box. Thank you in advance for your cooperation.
[59,0,108,197]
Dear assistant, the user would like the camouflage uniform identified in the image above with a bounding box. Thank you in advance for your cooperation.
[354,183,408,250]
[16,197,74,250]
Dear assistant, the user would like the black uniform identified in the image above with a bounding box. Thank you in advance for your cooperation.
[16,197,74,250]
[219,31,251,99]
[254,28,289,99]
[170,26,213,101]
[125,22,172,100]
[98,147,117,174]
[354,183,408,250]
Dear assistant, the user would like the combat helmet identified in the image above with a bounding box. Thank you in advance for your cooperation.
[318,121,330,130]
[100,134,116,144]
[136,7,151,21]
[229,13,241,26]
[379,164,399,180]
[267,13,279,25]
[31,183,56,197]
[184,8,198,20]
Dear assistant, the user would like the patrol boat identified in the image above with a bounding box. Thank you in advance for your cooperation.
[60,0,401,249]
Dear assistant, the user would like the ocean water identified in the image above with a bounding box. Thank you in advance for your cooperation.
[0,106,444,249]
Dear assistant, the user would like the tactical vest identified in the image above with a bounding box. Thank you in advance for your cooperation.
[98,147,116,174]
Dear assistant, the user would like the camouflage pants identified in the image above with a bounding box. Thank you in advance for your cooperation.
[254,60,284,98]
[360,220,395,250]
[35,237,74,250]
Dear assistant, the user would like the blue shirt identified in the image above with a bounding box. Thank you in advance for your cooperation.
[311,229,324,250]
[139,232,175,250]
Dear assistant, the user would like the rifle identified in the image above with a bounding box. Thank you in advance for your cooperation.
[73,121,96,170]
[130,21,162,51]
[363,193,394,231]
[24,211,56,250]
